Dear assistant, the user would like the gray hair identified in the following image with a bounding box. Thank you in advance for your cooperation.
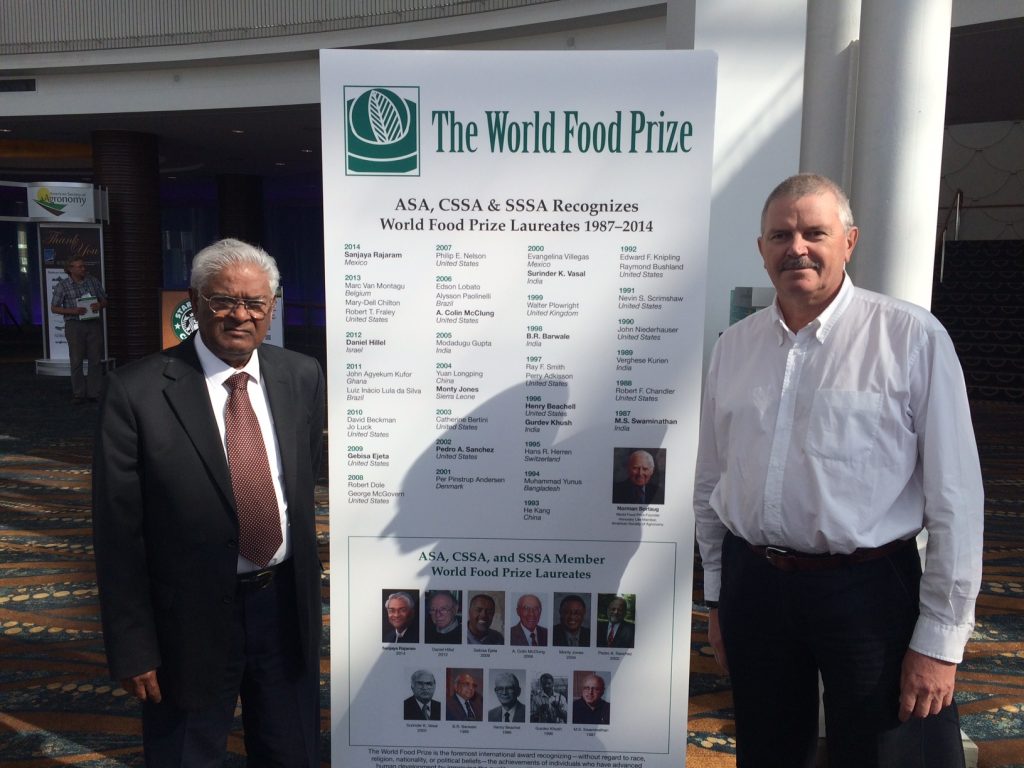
[386,592,416,610]
[627,450,655,469]
[190,238,280,294]
[761,173,855,233]
[494,672,521,693]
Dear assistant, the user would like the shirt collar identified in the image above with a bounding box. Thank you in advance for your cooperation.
[770,273,855,345]
[194,332,262,386]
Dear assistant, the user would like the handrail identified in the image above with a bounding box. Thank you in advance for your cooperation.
[935,189,963,285]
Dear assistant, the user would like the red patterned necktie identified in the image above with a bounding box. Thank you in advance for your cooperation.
[225,372,282,567]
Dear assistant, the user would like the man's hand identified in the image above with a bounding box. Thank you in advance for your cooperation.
[121,670,162,703]
[708,608,729,674]
[899,649,956,721]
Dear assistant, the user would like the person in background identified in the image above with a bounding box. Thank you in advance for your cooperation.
[509,593,548,646]
[596,595,635,649]
[552,594,590,647]
[572,674,610,725]
[384,591,418,643]
[403,670,441,721]
[530,673,567,724]
[612,449,663,504]
[51,257,107,403]
[446,672,483,721]
[487,672,526,722]
[425,590,461,644]
[465,593,504,645]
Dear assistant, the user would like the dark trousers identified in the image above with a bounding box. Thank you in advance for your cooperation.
[719,531,965,768]
[64,319,103,398]
[142,561,320,767]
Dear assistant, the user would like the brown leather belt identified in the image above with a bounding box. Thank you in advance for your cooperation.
[747,537,913,572]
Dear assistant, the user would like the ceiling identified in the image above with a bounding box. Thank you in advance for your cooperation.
[0,19,1020,184]
[946,18,1024,125]
[0,104,323,181]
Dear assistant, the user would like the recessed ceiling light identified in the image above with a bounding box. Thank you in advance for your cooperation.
[275,162,286,166]
[300,148,313,154]
[0,128,12,134]
[231,129,245,134]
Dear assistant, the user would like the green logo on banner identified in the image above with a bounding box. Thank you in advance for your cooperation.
[171,299,197,341]
[345,87,419,175]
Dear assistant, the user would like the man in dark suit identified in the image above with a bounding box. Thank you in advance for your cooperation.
[487,672,526,722]
[612,449,664,505]
[552,594,591,647]
[92,239,325,767]
[446,672,483,721]
[509,593,548,647]
[597,595,636,649]
[403,670,441,721]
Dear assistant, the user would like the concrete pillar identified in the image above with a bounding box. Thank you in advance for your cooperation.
[799,0,861,187]
[92,130,162,362]
[666,0,696,49]
[848,0,953,309]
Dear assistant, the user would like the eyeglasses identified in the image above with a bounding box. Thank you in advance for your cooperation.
[199,293,271,319]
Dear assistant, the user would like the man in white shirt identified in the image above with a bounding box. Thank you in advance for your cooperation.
[694,174,983,768]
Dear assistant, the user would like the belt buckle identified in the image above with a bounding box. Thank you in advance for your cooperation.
[763,546,792,564]
[244,568,275,590]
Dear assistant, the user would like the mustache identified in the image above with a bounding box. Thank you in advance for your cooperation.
[780,257,820,272]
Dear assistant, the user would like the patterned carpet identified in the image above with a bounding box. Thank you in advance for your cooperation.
[0,359,1022,766]
[0,360,331,766]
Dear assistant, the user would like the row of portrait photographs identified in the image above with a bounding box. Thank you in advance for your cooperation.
[382,590,636,649]
[611,447,667,506]
[403,668,612,726]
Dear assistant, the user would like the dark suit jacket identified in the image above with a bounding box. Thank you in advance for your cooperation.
[404,696,441,721]
[92,338,325,710]
[509,623,548,646]
[552,623,591,647]
[446,694,483,721]
[612,479,663,505]
[596,620,635,648]
[488,701,526,722]
[383,624,419,643]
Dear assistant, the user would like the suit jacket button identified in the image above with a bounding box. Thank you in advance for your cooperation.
[227,539,237,549]
[223,595,233,604]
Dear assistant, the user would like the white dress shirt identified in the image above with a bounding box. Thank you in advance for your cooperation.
[694,276,983,662]
[194,333,290,572]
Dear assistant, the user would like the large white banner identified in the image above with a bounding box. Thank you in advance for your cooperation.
[322,49,717,768]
